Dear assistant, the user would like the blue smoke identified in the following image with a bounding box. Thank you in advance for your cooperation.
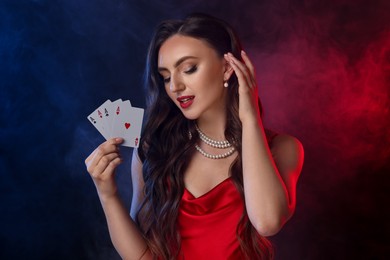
[1,0,389,259]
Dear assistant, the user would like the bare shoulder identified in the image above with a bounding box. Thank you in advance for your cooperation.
[271,133,303,155]
[267,131,304,176]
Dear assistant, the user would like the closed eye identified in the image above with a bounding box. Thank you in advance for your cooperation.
[184,65,197,74]
[163,77,170,84]
[160,65,197,84]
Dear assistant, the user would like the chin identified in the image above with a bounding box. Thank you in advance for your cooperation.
[182,113,199,120]
[180,110,200,121]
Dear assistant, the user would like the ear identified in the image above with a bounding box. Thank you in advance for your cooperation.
[223,60,234,81]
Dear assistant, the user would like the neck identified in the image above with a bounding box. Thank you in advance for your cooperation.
[195,92,228,139]
[196,115,226,140]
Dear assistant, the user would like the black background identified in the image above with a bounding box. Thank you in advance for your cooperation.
[1,0,389,259]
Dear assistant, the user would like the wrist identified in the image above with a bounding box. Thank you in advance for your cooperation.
[97,186,120,204]
[99,193,120,206]
[240,113,263,128]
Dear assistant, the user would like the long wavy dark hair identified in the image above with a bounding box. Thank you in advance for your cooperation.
[136,13,273,259]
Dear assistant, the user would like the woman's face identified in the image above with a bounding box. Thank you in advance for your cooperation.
[158,35,230,121]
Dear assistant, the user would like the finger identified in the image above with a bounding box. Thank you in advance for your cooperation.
[86,138,123,170]
[226,53,254,88]
[85,151,95,167]
[241,50,255,78]
[96,137,123,157]
[225,54,251,89]
[91,152,122,178]
[110,137,124,145]
[101,157,123,177]
[231,52,257,88]
[240,51,257,88]
[85,148,98,170]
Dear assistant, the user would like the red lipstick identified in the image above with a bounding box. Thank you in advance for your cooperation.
[177,95,195,109]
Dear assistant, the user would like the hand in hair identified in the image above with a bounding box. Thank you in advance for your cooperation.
[224,51,260,124]
[85,138,124,199]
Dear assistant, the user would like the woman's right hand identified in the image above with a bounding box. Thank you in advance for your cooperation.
[85,138,124,200]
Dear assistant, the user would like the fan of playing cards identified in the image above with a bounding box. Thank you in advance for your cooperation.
[87,99,144,148]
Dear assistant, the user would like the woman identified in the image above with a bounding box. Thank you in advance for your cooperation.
[85,13,304,260]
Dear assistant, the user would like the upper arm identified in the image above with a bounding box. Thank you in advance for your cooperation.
[130,148,145,220]
[270,134,304,212]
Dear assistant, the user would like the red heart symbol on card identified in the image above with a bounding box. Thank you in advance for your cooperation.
[125,123,131,129]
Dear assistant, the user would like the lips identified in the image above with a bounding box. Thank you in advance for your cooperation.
[177,95,195,109]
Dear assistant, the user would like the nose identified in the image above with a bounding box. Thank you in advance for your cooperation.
[169,74,184,93]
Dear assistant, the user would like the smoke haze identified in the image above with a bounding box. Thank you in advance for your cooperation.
[1,0,389,259]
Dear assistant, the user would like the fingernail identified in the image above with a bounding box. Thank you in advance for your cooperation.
[241,50,246,55]
[115,138,123,142]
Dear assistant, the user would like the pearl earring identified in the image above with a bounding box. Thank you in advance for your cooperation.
[224,82,229,88]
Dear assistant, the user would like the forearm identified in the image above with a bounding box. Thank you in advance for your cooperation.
[98,193,152,260]
[241,118,290,236]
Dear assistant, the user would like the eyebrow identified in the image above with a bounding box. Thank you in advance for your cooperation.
[158,56,197,72]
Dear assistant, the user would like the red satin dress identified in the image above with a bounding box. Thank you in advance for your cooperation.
[177,131,278,259]
[177,177,245,259]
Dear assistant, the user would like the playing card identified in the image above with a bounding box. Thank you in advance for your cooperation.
[107,99,131,138]
[100,99,119,138]
[87,98,142,147]
[111,105,144,148]
[87,99,112,139]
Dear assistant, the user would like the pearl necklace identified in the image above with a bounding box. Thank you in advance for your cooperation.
[195,144,236,159]
[192,125,235,159]
[195,124,232,148]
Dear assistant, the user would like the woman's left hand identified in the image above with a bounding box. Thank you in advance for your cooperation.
[224,51,260,124]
